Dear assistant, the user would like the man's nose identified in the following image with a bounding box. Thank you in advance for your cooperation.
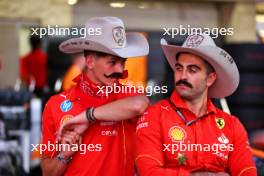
[179,69,188,80]
[114,63,124,73]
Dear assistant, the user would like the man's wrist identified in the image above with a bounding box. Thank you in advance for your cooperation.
[86,107,97,122]
[57,153,72,164]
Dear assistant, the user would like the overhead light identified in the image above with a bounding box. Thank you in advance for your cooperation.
[256,14,264,23]
[138,4,146,9]
[138,2,149,9]
[68,0,78,5]
[259,29,264,36]
[110,2,126,8]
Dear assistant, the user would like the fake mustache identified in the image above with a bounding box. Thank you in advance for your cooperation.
[175,79,193,88]
[104,70,128,79]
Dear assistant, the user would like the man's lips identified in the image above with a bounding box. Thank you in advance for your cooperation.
[176,84,190,89]
[107,77,119,83]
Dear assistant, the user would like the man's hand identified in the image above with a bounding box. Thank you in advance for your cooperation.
[41,129,83,176]
[57,115,88,142]
[58,130,83,158]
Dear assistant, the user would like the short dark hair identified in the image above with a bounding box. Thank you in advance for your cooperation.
[175,52,215,74]
[29,35,41,50]
[83,50,111,58]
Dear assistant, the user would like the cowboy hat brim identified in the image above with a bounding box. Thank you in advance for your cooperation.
[160,38,239,98]
[59,32,149,58]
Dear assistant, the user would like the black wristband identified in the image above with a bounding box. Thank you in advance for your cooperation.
[86,107,97,123]
[89,107,97,121]
[85,108,90,122]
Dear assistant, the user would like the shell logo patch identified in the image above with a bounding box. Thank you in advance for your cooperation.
[60,115,73,126]
[215,118,225,130]
[169,126,187,142]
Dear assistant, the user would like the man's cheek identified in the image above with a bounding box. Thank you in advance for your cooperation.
[174,74,179,81]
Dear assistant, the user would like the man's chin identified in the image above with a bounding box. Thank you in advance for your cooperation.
[176,88,191,98]
[104,78,120,86]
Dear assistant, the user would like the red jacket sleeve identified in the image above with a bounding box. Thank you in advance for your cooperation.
[116,85,145,99]
[41,98,57,158]
[20,57,30,84]
[135,105,190,176]
[228,117,257,176]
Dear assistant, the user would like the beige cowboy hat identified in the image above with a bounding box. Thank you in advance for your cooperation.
[59,16,149,58]
[160,34,239,98]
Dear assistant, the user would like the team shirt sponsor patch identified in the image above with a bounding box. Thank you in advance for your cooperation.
[218,133,229,144]
[215,117,225,130]
[169,126,187,142]
[60,100,73,112]
[60,115,73,126]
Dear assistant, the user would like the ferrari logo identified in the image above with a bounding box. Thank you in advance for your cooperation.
[215,118,225,129]
[185,34,204,48]
[112,26,125,47]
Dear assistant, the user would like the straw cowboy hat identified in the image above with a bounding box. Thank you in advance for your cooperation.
[161,34,239,98]
[59,16,149,58]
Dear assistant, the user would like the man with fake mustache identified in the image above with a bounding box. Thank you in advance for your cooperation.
[135,34,257,176]
[40,17,149,176]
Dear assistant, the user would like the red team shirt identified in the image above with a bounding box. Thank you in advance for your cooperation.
[42,73,137,176]
[136,91,257,176]
[20,48,47,88]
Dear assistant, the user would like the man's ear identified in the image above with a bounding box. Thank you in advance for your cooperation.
[85,55,95,69]
[207,72,216,87]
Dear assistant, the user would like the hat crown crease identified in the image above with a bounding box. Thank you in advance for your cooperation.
[84,17,127,49]
[183,34,216,48]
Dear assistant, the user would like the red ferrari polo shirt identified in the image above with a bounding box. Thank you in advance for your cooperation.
[136,91,257,176]
[42,73,138,176]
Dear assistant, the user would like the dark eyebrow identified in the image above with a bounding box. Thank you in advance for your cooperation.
[175,63,183,67]
[187,64,201,70]
[110,57,125,62]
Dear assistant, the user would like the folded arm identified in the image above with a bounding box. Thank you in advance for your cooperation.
[57,95,149,139]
